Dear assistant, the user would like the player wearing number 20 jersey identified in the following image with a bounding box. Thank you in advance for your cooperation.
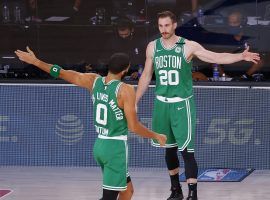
[152,36,196,152]
[135,10,260,200]
[154,37,193,98]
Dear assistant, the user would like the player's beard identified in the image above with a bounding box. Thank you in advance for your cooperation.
[161,31,174,39]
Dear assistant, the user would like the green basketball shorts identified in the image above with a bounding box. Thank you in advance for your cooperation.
[93,138,129,191]
[152,95,196,152]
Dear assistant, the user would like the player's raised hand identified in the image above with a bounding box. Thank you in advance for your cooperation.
[242,46,260,64]
[15,46,37,65]
[156,134,167,147]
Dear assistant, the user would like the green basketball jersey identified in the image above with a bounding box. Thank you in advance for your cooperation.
[92,77,128,137]
[153,37,193,98]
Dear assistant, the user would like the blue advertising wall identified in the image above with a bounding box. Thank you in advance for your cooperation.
[0,84,269,169]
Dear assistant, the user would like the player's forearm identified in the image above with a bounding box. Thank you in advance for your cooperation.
[32,58,53,73]
[135,73,152,104]
[215,53,243,64]
[33,58,77,83]
[129,122,159,140]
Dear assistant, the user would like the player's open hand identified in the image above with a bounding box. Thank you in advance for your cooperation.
[156,134,167,147]
[242,46,260,64]
[15,46,37,65]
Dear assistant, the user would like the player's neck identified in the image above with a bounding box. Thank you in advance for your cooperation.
[161,35,179,47]
[105,73,121,83]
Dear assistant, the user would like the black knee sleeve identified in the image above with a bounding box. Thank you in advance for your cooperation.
[102,189,119,200]
[165,147,179,170]
[181,149,198,179]
[127,176,131,183]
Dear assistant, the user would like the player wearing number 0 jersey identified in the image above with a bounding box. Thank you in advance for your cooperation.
[92,77,128,138]
[15,49,167,200]
[92,77,129,192]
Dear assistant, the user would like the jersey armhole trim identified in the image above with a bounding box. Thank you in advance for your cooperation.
[182,39,191,63]
[152,39,157,63]
[92,76,99,91]
[115,82,123,97]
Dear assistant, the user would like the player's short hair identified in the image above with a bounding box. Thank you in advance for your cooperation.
[108,53,130,74]
[157,10,177,23]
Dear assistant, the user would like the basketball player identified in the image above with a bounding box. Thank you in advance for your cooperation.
[15,48,167,200]
[135,11,260,200]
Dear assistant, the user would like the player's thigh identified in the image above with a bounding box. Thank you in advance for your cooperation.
[170,98,196,150]
[152,99,175,144]
[103,140,128,191]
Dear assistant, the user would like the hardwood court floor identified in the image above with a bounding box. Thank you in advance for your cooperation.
[0,167,269,200]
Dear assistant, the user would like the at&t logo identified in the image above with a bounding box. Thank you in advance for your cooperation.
[55,115,84,145]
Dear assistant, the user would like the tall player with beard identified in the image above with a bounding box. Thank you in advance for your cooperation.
[135,11,260,200]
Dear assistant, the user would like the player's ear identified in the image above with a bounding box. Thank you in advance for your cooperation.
[121,69,127,76]
[173,22,177,29]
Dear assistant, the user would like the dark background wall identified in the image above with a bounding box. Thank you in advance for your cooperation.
[1,0,270,79]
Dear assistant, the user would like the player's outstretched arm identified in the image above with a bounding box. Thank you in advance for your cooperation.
[187,40,260,65]
[119,84,166,146]
[15,47,98,90]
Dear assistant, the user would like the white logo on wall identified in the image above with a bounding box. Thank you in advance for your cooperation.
[55,115,84,145]
[175,47,181,53]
